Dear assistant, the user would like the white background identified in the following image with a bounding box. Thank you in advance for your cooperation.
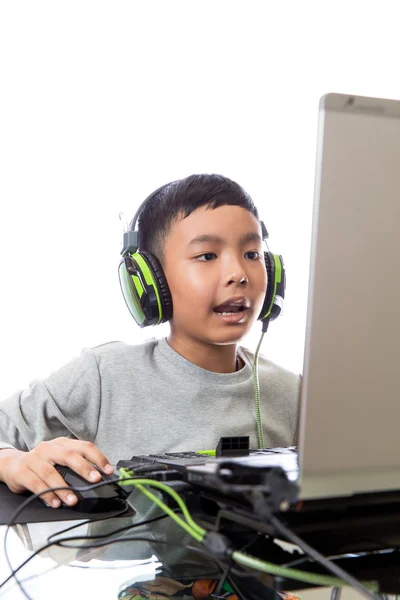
[1,3,399,599]
[0,0,399,398]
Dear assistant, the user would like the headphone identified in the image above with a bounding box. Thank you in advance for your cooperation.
[118,182,286,328]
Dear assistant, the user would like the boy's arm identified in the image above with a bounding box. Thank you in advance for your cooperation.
[0,348,102,451]
[0,348,113,508]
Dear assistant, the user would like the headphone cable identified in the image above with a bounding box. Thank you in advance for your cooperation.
[253,319,270,449]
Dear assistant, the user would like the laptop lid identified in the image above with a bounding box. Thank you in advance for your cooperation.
[298,93,400,500]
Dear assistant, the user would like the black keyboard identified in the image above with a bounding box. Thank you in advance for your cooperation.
[116,447,298,473]
[149,451,201,459]
[145,447,297,461]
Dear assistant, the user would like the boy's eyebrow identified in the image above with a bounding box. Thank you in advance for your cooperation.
[188,232,262,246]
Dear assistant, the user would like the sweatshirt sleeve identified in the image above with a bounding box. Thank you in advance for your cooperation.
[0,348,102,451]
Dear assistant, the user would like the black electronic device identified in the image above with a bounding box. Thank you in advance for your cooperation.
[49,465,129,514]
[117,440,299,515]
[216,436,249,457]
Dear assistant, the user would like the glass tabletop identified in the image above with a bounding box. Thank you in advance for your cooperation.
[1,483,400,600]
[1,487,292,600]
[0,514,235,600]
[3,477,400,600]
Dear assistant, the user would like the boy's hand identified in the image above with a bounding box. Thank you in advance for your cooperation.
[0,437,114,508]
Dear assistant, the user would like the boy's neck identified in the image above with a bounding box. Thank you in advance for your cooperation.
[166,335,239,373]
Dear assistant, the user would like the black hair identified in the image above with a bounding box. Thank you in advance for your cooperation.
[135,174,259,264]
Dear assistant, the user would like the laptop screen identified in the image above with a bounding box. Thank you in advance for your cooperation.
[298,94,400,499]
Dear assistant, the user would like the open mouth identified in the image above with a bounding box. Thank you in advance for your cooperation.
[213,305,249,324]
[213,297,250,319]
[214,305,246,316]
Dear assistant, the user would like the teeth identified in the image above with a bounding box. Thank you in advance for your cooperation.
[215,300,246,311]
[218,311,238,316]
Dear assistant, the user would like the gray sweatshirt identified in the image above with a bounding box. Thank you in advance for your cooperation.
[0,338,300,463]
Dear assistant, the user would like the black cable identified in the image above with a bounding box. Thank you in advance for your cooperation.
[46,507,173,546]
[230,566,263,579]
[266,510,379,600]
[225,571,267,600]
[2,512,210,599]
[1,501,130,597]
[237,532,265,555]
[2,475,146,598]
[1,511,171,594]
[212,555,234,597]
[1,475,224,600]
[331,587,342,600]
[2,476,133,591]
[283,554,314,569]
[2,536,224,600]
[213,534,266,585]
[2,470,183,598]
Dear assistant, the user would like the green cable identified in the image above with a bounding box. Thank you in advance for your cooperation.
[120,477,206,539]
[135,483,204,543]
[233,551,379,591]
[252,330,265,449]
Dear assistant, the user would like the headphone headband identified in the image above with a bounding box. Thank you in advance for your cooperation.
[121,181,178,256]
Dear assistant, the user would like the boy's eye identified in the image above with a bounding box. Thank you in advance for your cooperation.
[196,253,217,261]
[195,251,262,261]
[245,251,262,260]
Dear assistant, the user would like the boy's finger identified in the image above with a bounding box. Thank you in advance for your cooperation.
[29,463,79,507]
[54,451,104,485]
[55,439,114,474]
[22,470,65,509]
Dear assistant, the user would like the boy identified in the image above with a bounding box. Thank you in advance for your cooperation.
[0,173,300,511]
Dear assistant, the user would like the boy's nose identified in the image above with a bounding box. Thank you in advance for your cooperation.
[226,271,248,286]
[224,254,249,286]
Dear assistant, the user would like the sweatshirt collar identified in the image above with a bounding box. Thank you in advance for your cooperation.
[156,337,252,384]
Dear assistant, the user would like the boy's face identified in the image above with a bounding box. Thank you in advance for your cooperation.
[163,204,268,346]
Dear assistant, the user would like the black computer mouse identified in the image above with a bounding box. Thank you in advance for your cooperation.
[48,465,128,513]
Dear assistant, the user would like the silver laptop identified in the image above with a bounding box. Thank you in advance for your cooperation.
[185,93,400,504]
[299,92,400,500]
